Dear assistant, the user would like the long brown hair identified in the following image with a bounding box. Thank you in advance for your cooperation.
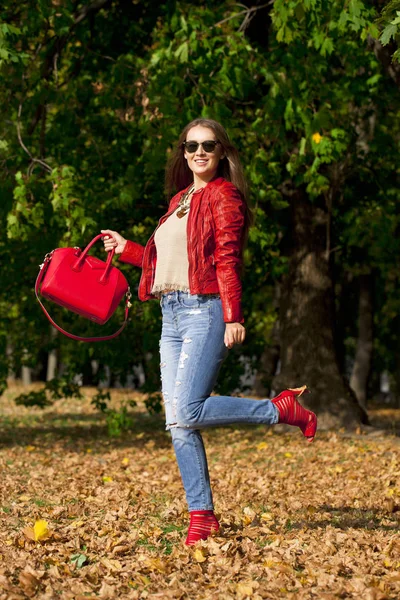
[165,118,254,236]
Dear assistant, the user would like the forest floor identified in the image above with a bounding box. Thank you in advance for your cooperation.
[1,384,400,600]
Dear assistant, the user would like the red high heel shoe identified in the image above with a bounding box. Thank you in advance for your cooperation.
[271,385,317,442]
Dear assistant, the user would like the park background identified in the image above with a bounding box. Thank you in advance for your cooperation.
[1,1,400,599]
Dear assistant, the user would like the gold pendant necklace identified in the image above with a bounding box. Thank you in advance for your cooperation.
[176,184,194,219]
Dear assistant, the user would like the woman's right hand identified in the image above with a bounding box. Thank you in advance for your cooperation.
[100,229,127,255]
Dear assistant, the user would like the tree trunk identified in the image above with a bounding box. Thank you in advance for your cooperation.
[349,274,373,409]
[6,339,15,382]
[392,332,400,408]
[253,318,280,397]
[21,366,32,386]
[46,327,58,381]
[273,191,367,428]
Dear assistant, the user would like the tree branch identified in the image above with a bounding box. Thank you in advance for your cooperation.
[20,0,111,166]
[212,2,273,30]
[367,34,400,88]
[74,0,110,26]
[40,1,111,91]
[17,103,52,174]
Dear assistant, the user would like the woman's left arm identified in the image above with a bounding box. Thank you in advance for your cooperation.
[212,182,246,348]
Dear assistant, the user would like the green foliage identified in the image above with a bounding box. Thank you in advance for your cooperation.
[0,22,29,66]
[1,0,400,417]
[377,1,400,61]
[105,402,137,438]
[144,393,163,415]
[70,553,89,568]
[91,390,111,413]
[14,376,82,408]
[91,390,137,437]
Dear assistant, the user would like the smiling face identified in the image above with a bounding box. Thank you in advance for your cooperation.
[183,125,225,188]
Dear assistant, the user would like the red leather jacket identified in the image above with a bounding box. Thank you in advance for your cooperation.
[118,177,246,323]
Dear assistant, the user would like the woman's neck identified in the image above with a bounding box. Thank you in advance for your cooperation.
[193,172,217,191]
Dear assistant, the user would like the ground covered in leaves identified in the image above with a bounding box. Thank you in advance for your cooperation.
[1,385,400,600]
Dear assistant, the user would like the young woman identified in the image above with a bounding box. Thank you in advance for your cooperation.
[101,118,317,546]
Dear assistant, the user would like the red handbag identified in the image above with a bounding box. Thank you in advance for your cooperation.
[35,234,132,342]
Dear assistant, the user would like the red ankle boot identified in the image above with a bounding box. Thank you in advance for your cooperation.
[185,510,219,546]
[271,385,317,442]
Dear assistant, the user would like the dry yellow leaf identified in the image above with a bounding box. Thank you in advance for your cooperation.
[70,520,85,528]
[34,520,50,541]
[23,520,51,542]
[25,446,35,452]
[101,557,122,571]
[284,452,293,458]
[243,506,256,518]
[151,526,163,537]
[261,512,274,521]
[221,541,232,552]
[384,558,392,568]
[144,557,167,572]
[242,515,254,525]
[121,457,129,466]
[256,442,268,450]
[263,560,277,568]
[102,476,113,483]
[237,581,257,597]
[193,548,207,563]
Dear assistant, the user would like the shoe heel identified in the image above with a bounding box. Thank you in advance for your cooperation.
[288,385,310,397]
[302,411,317,442]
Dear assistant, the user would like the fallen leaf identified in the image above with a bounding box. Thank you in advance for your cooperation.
[144,557,167,572]
[34,519,50,540]
[112,544,131,555]
[101,557,122,571]
[261,512,274,521]
[19,571,39,597]
[256,442,268,450]
[193,548,207,563]
[23,519,51,542]
[236,581,258,598]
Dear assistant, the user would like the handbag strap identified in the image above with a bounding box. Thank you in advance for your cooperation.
[71,233,115,285]
[35,251,131,343]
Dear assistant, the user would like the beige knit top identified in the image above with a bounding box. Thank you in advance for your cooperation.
[151,208,190,295]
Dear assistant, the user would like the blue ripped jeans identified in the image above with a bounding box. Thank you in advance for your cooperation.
[159,291,279,511]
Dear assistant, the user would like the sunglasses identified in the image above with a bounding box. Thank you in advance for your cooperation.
[183,140,221,153]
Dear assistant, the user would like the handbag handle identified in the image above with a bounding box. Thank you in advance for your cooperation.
[35,248,131,343]
[71,233,115,285]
